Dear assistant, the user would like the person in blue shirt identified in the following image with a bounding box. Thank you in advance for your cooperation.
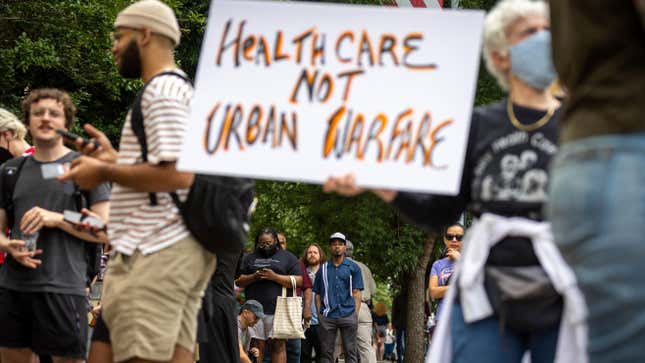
[429,223,464,323]
[313,232,363,363]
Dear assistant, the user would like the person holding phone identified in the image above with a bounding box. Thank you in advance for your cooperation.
[236,228,302,363]
[59,2,217,363]
[0,88,110,363]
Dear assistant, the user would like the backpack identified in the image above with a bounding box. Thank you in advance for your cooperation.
[129,71,255,254]
[0,155,103,280]
[1,156,29,230]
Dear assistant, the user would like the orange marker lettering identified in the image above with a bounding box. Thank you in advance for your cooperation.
[323,106,346,158]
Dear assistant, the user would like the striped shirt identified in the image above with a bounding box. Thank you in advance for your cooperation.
[108,70,193,256]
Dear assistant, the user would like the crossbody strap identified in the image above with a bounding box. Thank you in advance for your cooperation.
[129,70,192,206]
[1,156,28,228]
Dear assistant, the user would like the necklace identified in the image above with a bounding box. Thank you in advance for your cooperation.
[506,98,555,132]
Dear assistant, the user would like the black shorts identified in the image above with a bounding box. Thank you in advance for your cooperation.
[91,314,111,343]
[0,288,88,358]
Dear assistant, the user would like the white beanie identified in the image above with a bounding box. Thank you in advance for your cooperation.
[115,0,181,47]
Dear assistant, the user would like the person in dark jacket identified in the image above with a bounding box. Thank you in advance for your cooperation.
[323,1,578,362]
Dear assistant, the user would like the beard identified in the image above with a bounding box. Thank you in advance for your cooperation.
[118,40,142,79]
[307,256,319,266]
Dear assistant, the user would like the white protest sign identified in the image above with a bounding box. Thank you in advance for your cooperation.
[178,0,484,195]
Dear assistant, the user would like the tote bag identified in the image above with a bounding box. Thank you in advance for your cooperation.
[272,276,305,339]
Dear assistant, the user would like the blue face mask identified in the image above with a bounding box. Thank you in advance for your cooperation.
[509,30,557,90]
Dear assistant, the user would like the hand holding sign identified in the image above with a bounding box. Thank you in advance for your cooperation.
[323,173,397,203]
[178,1,484,195]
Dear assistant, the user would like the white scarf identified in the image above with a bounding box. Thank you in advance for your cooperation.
[426,213,588,363]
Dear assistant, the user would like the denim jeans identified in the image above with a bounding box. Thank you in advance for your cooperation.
[262,339,301,363]
[286,338,302,363]
[547,133,645,363]
[450,303,558,363]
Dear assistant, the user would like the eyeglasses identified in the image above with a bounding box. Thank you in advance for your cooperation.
[445,233,463,241]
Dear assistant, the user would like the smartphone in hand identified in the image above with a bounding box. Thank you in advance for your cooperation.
[63,210,106,230]
[56,129,98,150]
[63,210,83,224]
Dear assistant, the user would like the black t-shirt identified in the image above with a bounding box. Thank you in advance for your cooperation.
[393,99,560,266]
[0,152,111,295]
[210,241,244,297]
[239,249,301,314]
[197,241,243,343]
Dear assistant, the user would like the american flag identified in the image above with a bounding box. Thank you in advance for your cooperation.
[384,0,459,8]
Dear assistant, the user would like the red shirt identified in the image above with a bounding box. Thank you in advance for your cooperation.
[297,261,312,296]
[22,146,35,156]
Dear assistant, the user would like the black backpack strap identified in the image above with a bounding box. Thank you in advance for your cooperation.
[130,70,192,206]
[74,187,89,212]
[1,156,28,229]
[170,192,182,209]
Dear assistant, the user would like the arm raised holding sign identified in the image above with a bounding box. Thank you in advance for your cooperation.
[325,2,561,234]
[324,174,394,201]
[326,2,575,361]
[323,119,472,234]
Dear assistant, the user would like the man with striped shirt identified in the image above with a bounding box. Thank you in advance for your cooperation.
[61,1,216,363]
[313,232,363,363]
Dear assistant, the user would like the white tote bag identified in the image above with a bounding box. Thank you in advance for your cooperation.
[272,275,305,339]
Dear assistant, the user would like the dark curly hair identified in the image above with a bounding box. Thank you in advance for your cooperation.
[255,227,279,246]
[21,88,76,129]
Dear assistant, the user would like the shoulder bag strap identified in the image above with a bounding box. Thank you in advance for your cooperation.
[129,71,192,206]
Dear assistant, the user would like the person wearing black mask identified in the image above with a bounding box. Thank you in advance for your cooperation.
[236,228,302,363]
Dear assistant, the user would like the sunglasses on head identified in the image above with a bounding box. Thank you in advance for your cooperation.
[445,233,464,241]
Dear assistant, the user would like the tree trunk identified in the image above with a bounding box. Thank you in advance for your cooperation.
[404,235,435,363]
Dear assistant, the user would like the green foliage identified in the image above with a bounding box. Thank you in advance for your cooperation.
[0,0,132,141]
[460,0,505,105]
[251,180,427,284]
[459,0,498,10]
[0,0,209,144]
[372,280,393,316]
[167,0,211,78]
